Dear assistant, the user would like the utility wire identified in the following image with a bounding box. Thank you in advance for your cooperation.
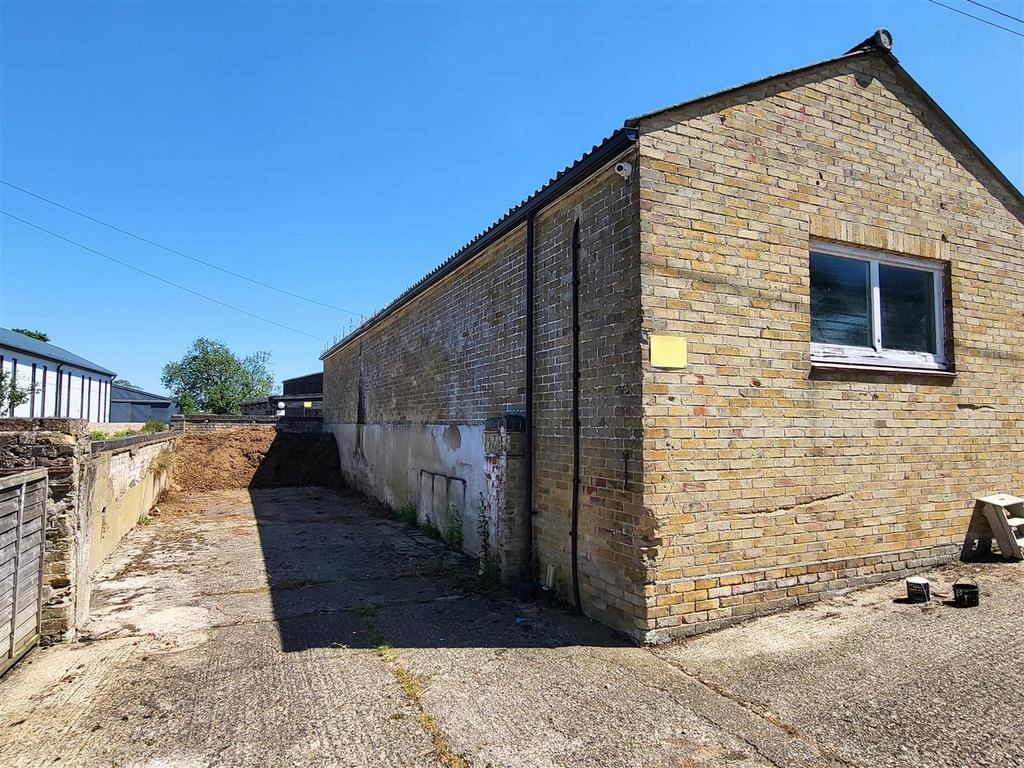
[0,179,361,317]
[1,210,328,342]
[964,0,1024,24]
[926,0,1024,36]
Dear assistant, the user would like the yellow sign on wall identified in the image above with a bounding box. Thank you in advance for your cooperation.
[650,335,687,368]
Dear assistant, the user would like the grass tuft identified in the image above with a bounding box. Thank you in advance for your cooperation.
[395,502,418,527]
[445,504,463,551]
[354,605,468,768]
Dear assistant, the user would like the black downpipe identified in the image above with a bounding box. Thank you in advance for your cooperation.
[570,219,582,612]
[523,213,535,588]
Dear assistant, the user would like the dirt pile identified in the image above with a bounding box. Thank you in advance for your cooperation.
[168,427,342,495]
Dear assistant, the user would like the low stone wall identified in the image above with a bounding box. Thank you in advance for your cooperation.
[170,414,322,434]
[77,434,174,622]
[0,419,89,643]
[276,416,323,434]
[171,415,279,432]
[0,418,175,643]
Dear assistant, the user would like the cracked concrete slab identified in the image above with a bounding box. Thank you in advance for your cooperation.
[1,487,1003,767]
[658,561,1024,768]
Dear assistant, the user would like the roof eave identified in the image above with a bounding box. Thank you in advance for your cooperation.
[321,127,638,360]
[0,338,115,377]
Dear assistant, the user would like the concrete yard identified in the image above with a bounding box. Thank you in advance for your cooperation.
[1,487,1020,768]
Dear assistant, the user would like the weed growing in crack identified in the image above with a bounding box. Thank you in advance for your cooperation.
[395,501,419,528]
[445,504,463,551]
[353,606,468,768]
[151,447,174,475]
[423,519,442,540]
[395,502,418,527]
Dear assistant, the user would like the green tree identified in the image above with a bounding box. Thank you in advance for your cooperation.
[161,338,274,415]
[0,369,36,414]
[12,328,49,342]
[112,378,138,388]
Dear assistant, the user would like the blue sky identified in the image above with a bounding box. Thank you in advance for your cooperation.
[1,1,1021,394]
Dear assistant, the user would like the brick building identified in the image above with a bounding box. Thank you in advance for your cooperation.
[322,31,1024,642]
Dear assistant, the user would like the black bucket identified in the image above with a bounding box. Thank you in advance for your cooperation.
[953,578,980,608]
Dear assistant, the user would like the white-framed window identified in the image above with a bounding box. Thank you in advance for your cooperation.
[809,241,946,370]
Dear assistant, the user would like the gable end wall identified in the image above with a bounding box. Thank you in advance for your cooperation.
[637,53,1024,641]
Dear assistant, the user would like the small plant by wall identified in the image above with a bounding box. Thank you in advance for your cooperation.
[476,493,499,586]
[395,502,418,527]
[445,504,463,551]
[395,499,465,553]
[150,447,174,476]
[423,519,442,540]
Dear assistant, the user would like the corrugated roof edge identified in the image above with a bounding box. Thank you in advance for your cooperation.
[109,383,175,402]
[320,127,637,360]
[321,30,1023,362]
[0,327,116,376]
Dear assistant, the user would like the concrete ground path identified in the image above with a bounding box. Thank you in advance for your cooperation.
[0,487,1019,768]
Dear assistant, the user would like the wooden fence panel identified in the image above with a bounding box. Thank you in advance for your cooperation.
[0,468,48,677]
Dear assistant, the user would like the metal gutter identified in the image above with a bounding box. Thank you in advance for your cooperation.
[321,128,638,360]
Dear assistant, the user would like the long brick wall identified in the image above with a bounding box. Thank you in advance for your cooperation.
[635,51,1024,641]
[323,155,646,634]
[324,47,1022,643]
[530,164,645,632]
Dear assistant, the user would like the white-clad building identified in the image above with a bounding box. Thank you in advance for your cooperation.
[0,328,115,421]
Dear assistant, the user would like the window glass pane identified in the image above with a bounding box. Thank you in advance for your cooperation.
[879,264,936,353]
[810,252,871,347]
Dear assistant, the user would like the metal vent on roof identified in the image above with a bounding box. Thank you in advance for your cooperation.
[846,28,893,54]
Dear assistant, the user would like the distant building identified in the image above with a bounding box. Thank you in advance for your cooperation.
[109,383,177,423]
[242,372,323,417]
[0,327,116,421]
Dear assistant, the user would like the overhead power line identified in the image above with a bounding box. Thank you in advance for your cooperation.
[964,0,1024,24]
[0,179,361,317]
[926,0,1024,36]
[1,210,327,342]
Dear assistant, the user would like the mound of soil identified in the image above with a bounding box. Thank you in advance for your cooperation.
[168,427,342,495]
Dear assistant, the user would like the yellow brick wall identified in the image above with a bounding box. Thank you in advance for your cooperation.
[530,158,646,634]
[636,52,1024,641]
[323,154,647,635]
[322,230,527,426]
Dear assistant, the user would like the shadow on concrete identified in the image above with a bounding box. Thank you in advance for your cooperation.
[247,434,627,652]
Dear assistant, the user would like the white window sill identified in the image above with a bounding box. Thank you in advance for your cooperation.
[810,360,956,377]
